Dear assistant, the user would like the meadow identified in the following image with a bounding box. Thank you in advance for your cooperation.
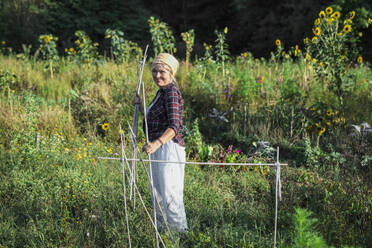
[0,7,372,248]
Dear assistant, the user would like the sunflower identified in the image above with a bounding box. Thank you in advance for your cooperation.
[304,37,309,44]
[327,18,335,24]
[305,53,311,61]
[357,56,363,64]
[313,27,321,36]
[343,25,351,33]
[318,127,326,136]
[314,18,321,26]
[319,11,326,18]
[326,109,333,116]
[312,36,318,43]
[325,7,333,15]
[331,11,341,19]
[344,19,352,24]
[275,39,281,46]
[349,11,355,20]
[102,123,110,131]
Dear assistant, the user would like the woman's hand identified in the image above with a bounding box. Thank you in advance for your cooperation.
[132,95,142,105]
[142,140,162,155]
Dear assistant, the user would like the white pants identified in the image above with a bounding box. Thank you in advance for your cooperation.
[150,140,188,232]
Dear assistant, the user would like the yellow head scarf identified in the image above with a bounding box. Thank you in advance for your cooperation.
[152,53,179,76]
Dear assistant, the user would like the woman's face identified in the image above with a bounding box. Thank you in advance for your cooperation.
[152,64,173,88]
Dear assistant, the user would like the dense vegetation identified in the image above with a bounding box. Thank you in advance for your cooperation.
[0,3,371,248]
[0,0,371,59]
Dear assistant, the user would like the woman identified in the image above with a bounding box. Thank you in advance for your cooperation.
[139,53,188,232]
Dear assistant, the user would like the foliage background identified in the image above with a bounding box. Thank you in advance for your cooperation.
[0,0,371,60]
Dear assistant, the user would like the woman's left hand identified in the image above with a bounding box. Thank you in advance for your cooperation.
[142,140,161,155]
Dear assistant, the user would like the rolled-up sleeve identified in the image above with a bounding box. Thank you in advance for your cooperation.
[166,88,182,134]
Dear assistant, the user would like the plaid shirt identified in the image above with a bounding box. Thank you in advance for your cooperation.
[144,83,185,146]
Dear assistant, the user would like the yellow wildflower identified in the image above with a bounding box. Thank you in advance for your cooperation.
[102,123,110,131]
[326,109,333,116]
[306,53,311,61]
[319,61,324,67]
[349,11,355,20]
[357,56,363,64]
[312,36,318,43]
[343,25,351,33]
[344,19,352,24]
[65,48,68,53]
[242,52,247,57]
[275,39,281,46]
[331,11,340,19]
[359,32,362,37]
[313,27,321,36]
[327,18,335,24]
[319,11,326,18]
[224,27,228,34]
[325,7,333,15]
[69,47,74,52]
[314,18,321,26]
[312,58,317,63]
[318,127,326,136]
[304,37,309,44]
[1,41,5,45]
[369,18,372,24]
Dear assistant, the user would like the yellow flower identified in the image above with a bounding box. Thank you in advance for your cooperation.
[359,32,363,37]
[319,61,324,67]
[337,32,343,36]
[304,37,309,44]
[343,24,351,33]
[294,50,298,57]
[325,7,333,15]
[318,127,326,136]
[224,27,228,34]
[1,41,5,45]
[331,11,340,19]
[326,109,333,116]
[102,123,110,131]
[306,53,311,61]
[313,27,321,36]
[327,18,335,24]
[344,19,352,24]
[242,52,247,57]
[349,11,355,20]
[369,18,372,24]
[341,55,345,60]
[357,56,363,64]
[312,58,317,63]
[312,36,318,43]
[326,121,331,126]
[319,11,326,18]
[275,39,281,46]
[69,47,74,52]
[65,48,68,53]
[314,18,321,26]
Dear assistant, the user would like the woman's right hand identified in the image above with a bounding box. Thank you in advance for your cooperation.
[132,95,142,105]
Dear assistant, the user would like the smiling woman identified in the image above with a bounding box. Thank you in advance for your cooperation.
[138,52,188,232]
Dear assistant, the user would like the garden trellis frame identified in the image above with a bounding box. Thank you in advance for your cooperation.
[98,136,285,248]
[97,49,286,248]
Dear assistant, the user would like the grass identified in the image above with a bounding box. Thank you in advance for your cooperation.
[0,52,371,247]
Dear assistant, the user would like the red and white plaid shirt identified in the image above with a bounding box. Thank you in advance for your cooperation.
[143,83,185,146]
